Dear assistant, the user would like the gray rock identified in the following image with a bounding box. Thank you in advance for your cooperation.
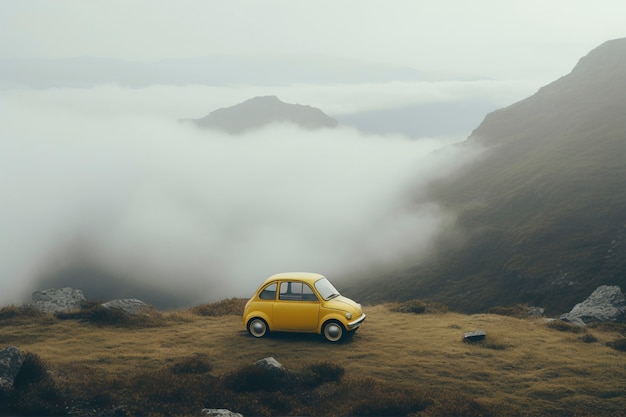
[561,285,625,324]
[254,357,285,373]
[29,287,86,313]
[0,346,24,390]
[463,330,486,342]
[201,409,243,417]
[101,298,151,315]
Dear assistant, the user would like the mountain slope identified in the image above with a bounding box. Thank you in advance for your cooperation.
[191,95,338,134]
[348,38,626,314]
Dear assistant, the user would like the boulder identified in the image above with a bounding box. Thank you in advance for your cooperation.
[201,409,243,417]
[0,346,24,390]
[254,357,285,373]
[101,298,151,315]
[29,288,86,313]
[561,285,626,325]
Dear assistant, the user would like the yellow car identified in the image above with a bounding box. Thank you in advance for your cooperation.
[243,272,366,342]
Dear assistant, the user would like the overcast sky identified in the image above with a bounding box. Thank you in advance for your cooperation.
[1,0,624,81]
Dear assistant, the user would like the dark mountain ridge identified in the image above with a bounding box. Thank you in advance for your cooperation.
[191,95,338,134]
[347,38,626,314]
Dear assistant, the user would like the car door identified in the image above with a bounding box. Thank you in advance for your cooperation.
[272,281,320,331]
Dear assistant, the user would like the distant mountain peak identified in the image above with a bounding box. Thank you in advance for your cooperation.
[245,95,281,103]
[469,37,626,147]
[571,38,626,76]
[191,95,338,134]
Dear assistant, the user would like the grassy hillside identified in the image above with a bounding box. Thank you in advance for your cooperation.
[1,301,625,416]
[348,39,626,314]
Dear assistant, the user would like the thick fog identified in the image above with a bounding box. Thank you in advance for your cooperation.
[0,85,484,308]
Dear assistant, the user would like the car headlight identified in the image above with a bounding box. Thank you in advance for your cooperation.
[345,312,352,320]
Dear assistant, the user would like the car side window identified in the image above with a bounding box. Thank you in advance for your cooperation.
[301,283,318,301]
[259,283,277,300]
[279,282,318,301]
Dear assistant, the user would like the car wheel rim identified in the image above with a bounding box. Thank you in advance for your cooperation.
[249,319,266,337]
[324,322,343,342]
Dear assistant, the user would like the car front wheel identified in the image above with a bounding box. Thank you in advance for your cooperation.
[322,320,345,342]
[247,318,268,338]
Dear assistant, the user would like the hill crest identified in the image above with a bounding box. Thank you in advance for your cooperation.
[192,95,338,134]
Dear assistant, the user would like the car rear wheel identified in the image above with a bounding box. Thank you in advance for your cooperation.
[247,318,268,338]
[322,320,345,342]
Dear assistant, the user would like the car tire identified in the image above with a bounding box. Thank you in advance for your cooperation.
[322,320,345,342]
[247,318,268,338]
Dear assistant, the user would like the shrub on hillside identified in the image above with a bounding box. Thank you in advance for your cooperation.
[56,301,164,327]
[580,334,598,343]
[222,360,345,395]
[345,377,432,416]
[121,364,222,416]
[0,305,44,321]
[190,297,248,316]
[546,320,586,333]
[606,337,626,352]
[488,304,530,318]
[7,352,66,415]
[589,321,626,335]
[298,361,345,387]
[56,301,128,323]
[222,364,287,392]
[389,299,448,314]
[170,354,214,374]
[17,355,501,417]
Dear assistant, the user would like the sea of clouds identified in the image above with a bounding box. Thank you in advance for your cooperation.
[0,81,527,307]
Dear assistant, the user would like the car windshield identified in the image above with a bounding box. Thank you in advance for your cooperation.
[314,278,341,300]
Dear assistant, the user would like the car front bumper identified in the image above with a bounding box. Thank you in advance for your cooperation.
[347,313,366,330]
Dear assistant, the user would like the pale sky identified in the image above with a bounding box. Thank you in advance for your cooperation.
[1,0,625,81]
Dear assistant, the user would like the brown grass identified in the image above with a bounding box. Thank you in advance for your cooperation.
[1,304,625,416]
[189,297,248,316]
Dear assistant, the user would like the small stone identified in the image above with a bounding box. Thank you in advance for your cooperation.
[201,408,244,417]
[254,357,285,373]
[463,330,486,342]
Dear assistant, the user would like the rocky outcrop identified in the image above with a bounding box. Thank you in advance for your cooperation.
[101,298,151,315]
[0,346,24,390]
[561,285,626,325]
[29,288,86,313]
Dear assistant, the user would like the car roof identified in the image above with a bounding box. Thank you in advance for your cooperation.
[262,272,325,285]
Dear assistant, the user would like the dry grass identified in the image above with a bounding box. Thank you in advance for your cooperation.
[189,297,248,317]
[1,304,625,416]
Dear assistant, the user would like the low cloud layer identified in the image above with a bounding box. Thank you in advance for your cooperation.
[0,86,482,308]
